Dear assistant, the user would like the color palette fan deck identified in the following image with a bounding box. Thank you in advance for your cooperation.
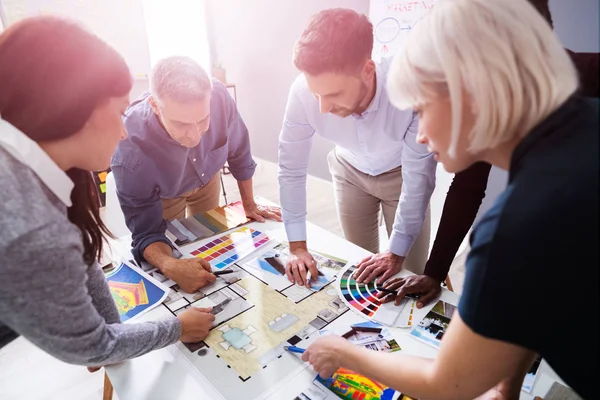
[166,201,250,246]
[338,265,414,327]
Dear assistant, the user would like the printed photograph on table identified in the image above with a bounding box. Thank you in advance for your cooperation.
[244,241,347,290]
[105,262,168,322]
[188,227,270,270]
[307,321,403,400]
[408,300,456,349]
[314,368,401,400]
[521,355,542,393]
[166,201,250,246]
[340,321,401,353]
[338,265,415,327]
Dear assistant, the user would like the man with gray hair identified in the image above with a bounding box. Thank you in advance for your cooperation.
[111,56,281,293]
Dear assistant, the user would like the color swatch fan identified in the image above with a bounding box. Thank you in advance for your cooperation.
[338,265,414,327]
[188,227,270,270]
[166,201,250,246]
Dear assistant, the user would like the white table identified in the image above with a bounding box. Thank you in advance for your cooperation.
[104,219,562,400]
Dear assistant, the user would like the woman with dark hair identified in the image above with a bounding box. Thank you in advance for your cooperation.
[0,16,214,367]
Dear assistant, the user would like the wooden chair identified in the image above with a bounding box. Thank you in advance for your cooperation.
[443,275,454,292]
[103,372,114,400]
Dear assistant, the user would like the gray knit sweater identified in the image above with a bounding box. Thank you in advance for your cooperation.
[0,148,180,365]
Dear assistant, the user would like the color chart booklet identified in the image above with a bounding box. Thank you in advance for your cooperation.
[165,201,250,247]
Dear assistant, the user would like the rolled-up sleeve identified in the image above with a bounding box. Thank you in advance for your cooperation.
[389,112,437,256]
[278,81,315,242]
[223,85,256,182]
[110,163,171,264]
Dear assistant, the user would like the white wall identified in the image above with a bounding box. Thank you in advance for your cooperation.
[205,0,370,181]
[550,0,600,52]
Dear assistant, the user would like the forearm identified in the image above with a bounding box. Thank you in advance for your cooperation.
[278,155,310,243]
[389,124,437,257]
[339,325,533,400]
[424,162,491,282]
[55,318,181,366]
[388,167,436,257]
[237,178,255,207]
[86,263,121,324]
[343,346,437,398]
[343,347,503,400]
[143,242,176,274]
[494,352,538,397]
[1,228,181,367]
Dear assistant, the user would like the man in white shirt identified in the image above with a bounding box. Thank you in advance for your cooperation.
[278,8,436,288]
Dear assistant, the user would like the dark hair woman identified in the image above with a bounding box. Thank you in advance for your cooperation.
[0,16,215,367]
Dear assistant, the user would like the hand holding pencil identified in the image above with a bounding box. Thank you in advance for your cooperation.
[285,242,319,288]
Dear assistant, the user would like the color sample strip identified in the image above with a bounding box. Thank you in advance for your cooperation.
[166,220,191,245]
[181,217,214,239]
[187,227,270,270]
[171,219,198,242]
[193,213,220,234]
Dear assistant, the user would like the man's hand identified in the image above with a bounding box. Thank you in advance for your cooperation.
[354,251,404,285]
[162,258,216,293]
[243,202,282,222]
[285,242,318,288]
[177,307,216,342]
[377,274,442,308]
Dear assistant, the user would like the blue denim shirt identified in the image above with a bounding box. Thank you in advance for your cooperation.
[111,80,256,263]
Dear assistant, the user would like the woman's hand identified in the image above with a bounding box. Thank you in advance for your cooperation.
[302,336,354,378]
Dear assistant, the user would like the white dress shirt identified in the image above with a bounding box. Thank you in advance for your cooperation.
[0,118,73,206]
[278,57,437,257]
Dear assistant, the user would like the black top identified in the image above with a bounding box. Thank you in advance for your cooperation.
[458,96,599,399]
[424,50,600,282]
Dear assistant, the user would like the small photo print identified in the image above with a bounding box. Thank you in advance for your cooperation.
[521,355,542,393]
[409,300,456,349]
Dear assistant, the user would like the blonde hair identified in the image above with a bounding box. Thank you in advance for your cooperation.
[387,0,578,157]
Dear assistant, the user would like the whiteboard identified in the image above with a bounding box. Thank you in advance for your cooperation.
[0,0,151,78]
[369,0,509,247]
[369,0,438,61]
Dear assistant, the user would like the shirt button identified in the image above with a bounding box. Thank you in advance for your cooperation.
[201,173,205,177]
[193,158,197,162]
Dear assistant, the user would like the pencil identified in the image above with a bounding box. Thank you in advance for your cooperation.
[213,269,234,276]
[376,287,421,299]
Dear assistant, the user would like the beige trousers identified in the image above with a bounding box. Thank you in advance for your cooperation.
[162,173,221,221]
[327,149,430,274]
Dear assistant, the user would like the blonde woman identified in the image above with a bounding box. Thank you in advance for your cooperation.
[302,1,598,399]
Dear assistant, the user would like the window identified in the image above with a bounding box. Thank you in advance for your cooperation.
[142,0,211,72]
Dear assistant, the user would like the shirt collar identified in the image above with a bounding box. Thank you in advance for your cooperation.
[362,63,384,116]
[0,118,74,206]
